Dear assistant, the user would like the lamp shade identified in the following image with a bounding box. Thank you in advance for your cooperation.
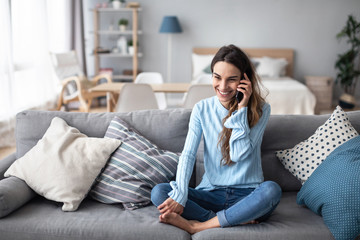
[159,16,182,33]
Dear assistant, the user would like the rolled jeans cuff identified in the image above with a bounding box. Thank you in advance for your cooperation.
[216,210,230,228]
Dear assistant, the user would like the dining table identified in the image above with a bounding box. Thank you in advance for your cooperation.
[89,82,191,112]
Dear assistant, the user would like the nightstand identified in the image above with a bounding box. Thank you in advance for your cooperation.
[305,76,333,114]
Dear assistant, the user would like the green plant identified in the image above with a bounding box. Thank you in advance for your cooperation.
[127,39,138,46]
[118,18,128,26]
[335,15,360,95]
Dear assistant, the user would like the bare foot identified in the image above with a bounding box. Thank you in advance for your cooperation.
[159,213,223,234]
[159,212,198,234]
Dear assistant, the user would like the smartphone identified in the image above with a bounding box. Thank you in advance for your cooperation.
[236,91,243,103]
[236,72,245,103]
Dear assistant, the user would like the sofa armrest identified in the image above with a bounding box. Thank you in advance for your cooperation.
[0,153,16,181]
[0,176,36,218]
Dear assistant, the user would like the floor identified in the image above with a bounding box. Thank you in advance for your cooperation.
[0,146,15,159]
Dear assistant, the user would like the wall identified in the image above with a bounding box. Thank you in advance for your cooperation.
[83,0,360,104]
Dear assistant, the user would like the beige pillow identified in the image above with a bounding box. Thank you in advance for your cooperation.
[5,117,121,211]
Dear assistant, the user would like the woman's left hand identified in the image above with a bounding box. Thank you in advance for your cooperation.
[158,197,184,215]
[237,73,253,109]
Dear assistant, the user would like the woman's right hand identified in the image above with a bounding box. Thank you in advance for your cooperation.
[237,73,253,109]
[158,197,184,215]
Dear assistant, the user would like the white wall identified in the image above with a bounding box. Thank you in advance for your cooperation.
[83,0,360,104]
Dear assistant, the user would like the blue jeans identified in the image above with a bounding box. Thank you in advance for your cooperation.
[151,181,282,228]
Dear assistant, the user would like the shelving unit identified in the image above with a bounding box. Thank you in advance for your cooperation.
[92,7,141,81]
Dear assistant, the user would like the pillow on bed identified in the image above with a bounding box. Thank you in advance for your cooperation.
[199,57,260,78]
[192,53,214,80]
[250,58,260,69]
[256,56,288,77]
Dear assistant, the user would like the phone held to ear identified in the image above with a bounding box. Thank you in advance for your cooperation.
[236,91,243,103]
[236,73,246,103]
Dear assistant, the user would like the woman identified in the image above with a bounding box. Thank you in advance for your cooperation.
[151,44,282,234]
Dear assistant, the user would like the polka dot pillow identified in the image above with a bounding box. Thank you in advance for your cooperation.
[276,106,359,184]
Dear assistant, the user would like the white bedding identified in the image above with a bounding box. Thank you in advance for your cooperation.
[261,77,316,115]
[191,75,316,115]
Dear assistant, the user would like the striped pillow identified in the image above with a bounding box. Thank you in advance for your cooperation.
[90,116,179,210]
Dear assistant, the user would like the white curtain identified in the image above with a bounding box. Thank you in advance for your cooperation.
[0,0,76,147]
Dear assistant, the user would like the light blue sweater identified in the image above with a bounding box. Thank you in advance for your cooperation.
[169,96,271,206]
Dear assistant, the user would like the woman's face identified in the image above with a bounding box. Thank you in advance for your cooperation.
[212,61,241,109]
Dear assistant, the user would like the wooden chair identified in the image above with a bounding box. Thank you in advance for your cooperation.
[50,51,112,112]
[115,83,159,112]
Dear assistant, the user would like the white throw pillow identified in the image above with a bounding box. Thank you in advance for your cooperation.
[256,56,288,77]
[192,53,214,80]
[276,106,359,184]
[5,117,121,211]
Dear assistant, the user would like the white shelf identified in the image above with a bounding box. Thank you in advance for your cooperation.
[95,30,142,35]
[97,53,143,57]
[91,8,142,12]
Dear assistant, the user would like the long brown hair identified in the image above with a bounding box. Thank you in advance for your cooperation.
[212,45,266,166]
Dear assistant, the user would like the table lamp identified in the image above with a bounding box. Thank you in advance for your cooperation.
[159,16,182,82]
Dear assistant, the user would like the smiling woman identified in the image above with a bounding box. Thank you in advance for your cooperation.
[150,45,280,234]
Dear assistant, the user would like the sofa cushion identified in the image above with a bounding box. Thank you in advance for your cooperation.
[192,192,333,240]
[5,117,121,211]
[276,106,358,184]
[90,116,179,210]
[297,135,360,240]
[0,192,332,240]
[0,197,191,240]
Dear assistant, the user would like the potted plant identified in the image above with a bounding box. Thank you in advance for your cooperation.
[118,18,128,32]
[127,39,138,55]
[335,15,360,109]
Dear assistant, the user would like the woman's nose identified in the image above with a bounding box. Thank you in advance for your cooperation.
[219,80,227,89]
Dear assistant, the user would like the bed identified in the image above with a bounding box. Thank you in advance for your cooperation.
[191,48,316,115]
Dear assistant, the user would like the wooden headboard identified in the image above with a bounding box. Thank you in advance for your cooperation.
[193,48,294,77]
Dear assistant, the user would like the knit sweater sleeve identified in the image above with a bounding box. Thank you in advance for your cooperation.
[224,103,271,162]
[168,104,203,206]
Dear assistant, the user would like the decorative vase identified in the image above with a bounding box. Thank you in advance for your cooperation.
[112,0,121,9]
[117,36,127,54]
[339,93,356,109]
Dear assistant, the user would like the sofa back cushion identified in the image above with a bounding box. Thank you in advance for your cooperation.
[16,109,191,158]
[261,110,360,191]
[15,109,360,192]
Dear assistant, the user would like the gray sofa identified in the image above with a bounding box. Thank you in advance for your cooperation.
[1,109,359,240]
